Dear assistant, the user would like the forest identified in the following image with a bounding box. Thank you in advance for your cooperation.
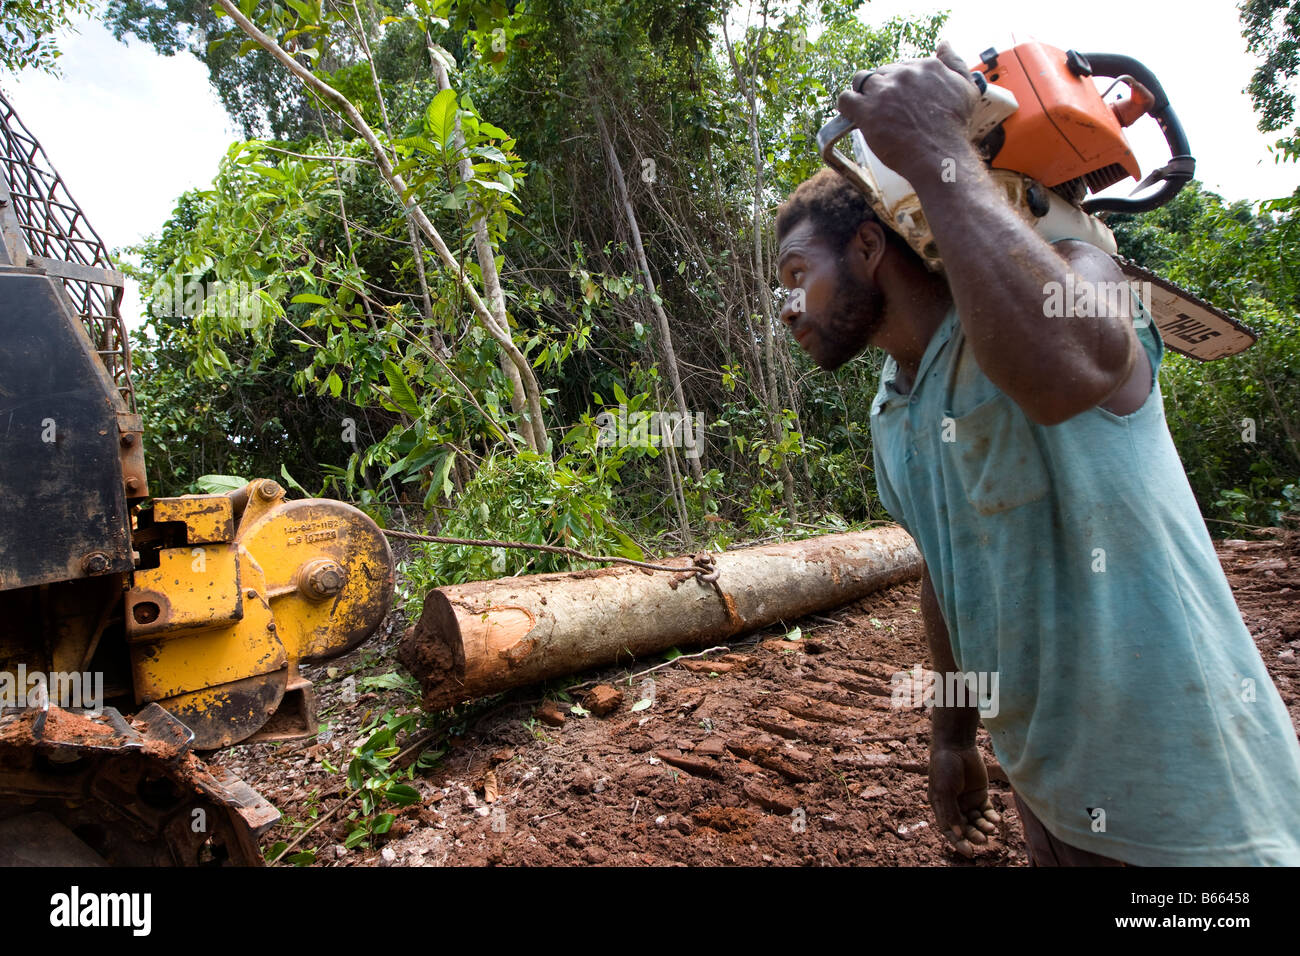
[15,0,1300,587]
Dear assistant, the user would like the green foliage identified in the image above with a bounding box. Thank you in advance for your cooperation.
[341,708,439,850]
[0,0,93,74]
[195,474,248,494]
[129,97,534,499]
[1215,478,1299,527]
[399,450,642,610]
[357,670,423,698]
[739,2,946,195]
[1110,182,1300,525]
[1240,0,1300,159]
[263,840,316,866]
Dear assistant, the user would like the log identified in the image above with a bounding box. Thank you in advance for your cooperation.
[397,527,921,712]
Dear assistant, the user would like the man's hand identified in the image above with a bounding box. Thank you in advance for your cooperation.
[929,743,1001,857]
[834,40,979,184]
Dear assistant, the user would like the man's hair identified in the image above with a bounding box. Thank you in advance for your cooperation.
[775,167,914,258]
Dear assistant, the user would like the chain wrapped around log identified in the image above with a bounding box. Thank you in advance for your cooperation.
[397,526,922,712]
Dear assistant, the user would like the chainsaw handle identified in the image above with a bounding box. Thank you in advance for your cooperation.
[1077,52,1194,214]
[818,69,1018,184]
[817,114,869,190]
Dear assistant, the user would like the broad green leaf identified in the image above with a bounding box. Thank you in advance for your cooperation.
[432,450,456,498]
[359,672,417,693]
[284,0,316,22]
[382,360,422,417]
[280,464,307,494]
[611,528,644,560]
[255,290,284,319]
[404,445,444,475]
[196,474,248,494]
[472,145,508,164]
[385,784,421,806]
[425,88,459,150]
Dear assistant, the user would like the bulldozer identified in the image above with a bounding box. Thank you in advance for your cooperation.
[0,91,395,866]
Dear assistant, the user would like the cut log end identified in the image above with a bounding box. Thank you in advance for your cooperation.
[396,590,466,709]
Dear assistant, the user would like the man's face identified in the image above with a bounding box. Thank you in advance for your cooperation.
[777,217,883,371]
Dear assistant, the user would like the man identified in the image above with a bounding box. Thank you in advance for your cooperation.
[775,42,1300,865]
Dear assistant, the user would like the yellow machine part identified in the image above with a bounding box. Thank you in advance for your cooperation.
[127,544,243,637]
[125,479,394,749]
[132,556,288,749]
[151,495,234,545]
[233,481,395,663]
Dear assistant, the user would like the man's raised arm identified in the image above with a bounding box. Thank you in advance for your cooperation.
[835,42,1144,425]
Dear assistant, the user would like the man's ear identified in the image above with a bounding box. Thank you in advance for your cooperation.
[852,219,888,278]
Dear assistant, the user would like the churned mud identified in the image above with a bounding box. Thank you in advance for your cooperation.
[209,529,1300,866]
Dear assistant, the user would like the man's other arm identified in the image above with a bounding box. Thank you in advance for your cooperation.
[921,562,1000,856]
[922,564,978,746]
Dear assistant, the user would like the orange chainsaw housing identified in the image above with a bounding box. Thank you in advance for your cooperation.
[971,40,1141,189]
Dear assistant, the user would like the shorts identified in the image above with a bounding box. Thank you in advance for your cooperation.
[1012,791,1132,867]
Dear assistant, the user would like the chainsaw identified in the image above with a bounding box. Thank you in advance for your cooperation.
[817,39,1256,361]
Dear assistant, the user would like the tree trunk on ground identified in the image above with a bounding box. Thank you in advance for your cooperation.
[398,526,921,711]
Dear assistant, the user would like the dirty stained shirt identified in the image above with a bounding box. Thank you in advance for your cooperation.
[869,297,1300,865]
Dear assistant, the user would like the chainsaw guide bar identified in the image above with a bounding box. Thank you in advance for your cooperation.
[1114,257,1258,361]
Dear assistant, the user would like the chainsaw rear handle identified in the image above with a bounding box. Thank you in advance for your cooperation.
[1077,51,1194,215]
[817,67,1017,181]
[817,113,869,195]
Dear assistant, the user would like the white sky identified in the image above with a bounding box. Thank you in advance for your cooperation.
[2,1,1296,327]
[2,17,235,325]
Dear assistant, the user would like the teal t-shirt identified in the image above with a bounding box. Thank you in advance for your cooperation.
[869,298,1300,865]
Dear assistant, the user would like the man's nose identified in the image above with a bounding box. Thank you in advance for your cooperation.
[779,295,797,329]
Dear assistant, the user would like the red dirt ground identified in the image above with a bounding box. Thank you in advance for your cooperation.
[210,528,1300,866]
